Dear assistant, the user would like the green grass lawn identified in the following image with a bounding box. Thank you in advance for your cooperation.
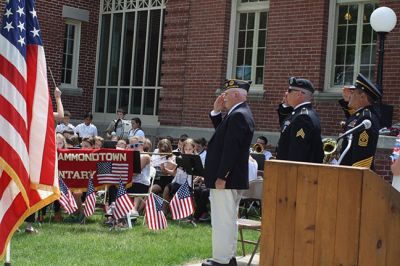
[2,214,259,266]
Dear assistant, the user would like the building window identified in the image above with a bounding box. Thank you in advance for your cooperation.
[325,1,377,90]
[227,0,268,90]
[61,20,81,88]
[94,0,165,116]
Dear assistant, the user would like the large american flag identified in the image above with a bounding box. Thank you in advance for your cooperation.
[96,162,129,184]
[0,0,58,259]
[58,178,77,215]
[169,181,194,220]
[145,193,167,230]
[83,179,96,218]
[113,179,134,220]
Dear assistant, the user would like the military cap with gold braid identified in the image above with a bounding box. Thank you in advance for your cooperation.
[355,73,382,101]
[224,79,251,92]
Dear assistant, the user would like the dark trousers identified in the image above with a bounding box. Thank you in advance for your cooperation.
[193,186,210,218]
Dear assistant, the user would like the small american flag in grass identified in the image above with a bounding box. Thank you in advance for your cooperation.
[169,181,194,220]
[113,179,134,220]
[58,178,77,215]
[145,193,167,230]
[83,179,96,218]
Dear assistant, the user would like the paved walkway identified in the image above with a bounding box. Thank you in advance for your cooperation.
[185,254,259,266]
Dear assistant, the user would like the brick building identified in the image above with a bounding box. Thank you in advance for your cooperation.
[1,0,399,178]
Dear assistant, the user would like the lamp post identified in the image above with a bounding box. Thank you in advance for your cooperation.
[370,7,397,93]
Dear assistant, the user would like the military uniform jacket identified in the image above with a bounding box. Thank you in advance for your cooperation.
[204,102,255,189]
[339,106,380,169]
[276,103,324,163]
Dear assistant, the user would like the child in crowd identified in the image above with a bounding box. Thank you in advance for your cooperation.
[74,112,98,139]
[151,139,176,196]
[162,138,196,214]
[94,136,104,149]
[115,139,127,149]
[81,137,95,149]
[56,133,67,149]
[56,110,75,134]
[194,137,207,166]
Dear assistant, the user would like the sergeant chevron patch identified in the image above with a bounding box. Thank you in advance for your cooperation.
[296,128,305,139]
[358,130,369,147]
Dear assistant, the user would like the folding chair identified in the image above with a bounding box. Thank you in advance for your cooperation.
[127,166,156,225]
[237,178,263,266]
[240,177,263,218]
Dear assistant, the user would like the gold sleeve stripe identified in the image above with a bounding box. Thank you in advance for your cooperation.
[352,156,373,168]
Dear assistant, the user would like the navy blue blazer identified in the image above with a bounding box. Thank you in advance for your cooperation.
[204,102,255,189]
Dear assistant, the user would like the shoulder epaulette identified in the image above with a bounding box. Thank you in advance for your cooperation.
[300,107,309,115]
[362,108,372,118]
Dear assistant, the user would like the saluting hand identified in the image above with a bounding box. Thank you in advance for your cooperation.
[342,87,352,102]
[282,92,289,106]
[213,94,225,113]
[215,178,226,189]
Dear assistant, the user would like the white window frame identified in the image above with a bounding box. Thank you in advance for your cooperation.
[60,19,81,89]
[92,0,166,125]
[227,0,269,94]
[324,0,377,93]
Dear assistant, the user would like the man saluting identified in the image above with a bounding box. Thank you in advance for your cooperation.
[276,77,324,163]
[203,79,254,266]
[338,73,381,169]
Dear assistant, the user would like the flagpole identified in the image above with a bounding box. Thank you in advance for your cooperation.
[4,242,11,266]
[48,67,57,88]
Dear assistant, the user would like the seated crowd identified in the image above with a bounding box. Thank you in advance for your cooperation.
[35,108,272,229]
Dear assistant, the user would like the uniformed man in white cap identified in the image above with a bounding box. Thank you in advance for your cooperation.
[338,73,381,169]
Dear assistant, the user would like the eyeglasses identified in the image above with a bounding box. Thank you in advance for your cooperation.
[287,87,305,94]
[129,142,143,148]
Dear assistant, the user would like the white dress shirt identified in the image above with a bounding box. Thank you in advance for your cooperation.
[55,123,75,133]
[74,123,98,138]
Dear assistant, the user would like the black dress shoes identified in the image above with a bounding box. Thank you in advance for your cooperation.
[201,257,237,266]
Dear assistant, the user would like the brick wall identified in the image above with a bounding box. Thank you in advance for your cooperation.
[375,148,393,182]
[263,0,331,132]
[160,0,231,128]
[36,0,100,120]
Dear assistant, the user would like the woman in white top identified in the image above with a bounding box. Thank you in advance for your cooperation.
[126,136,151,216]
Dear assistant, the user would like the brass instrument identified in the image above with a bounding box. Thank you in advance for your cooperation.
[251,143,264,153]
[322,138,338,164]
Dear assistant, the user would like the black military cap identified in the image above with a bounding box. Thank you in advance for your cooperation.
[289,77,315,93]
[354,73,382,101]
[224,79,251,92]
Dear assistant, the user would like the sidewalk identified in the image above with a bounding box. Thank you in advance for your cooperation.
[185,254,259,266]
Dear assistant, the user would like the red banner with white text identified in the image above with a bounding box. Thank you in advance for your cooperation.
[58,149,134,191]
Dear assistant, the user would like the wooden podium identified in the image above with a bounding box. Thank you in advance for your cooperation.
[260,160,400,266]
